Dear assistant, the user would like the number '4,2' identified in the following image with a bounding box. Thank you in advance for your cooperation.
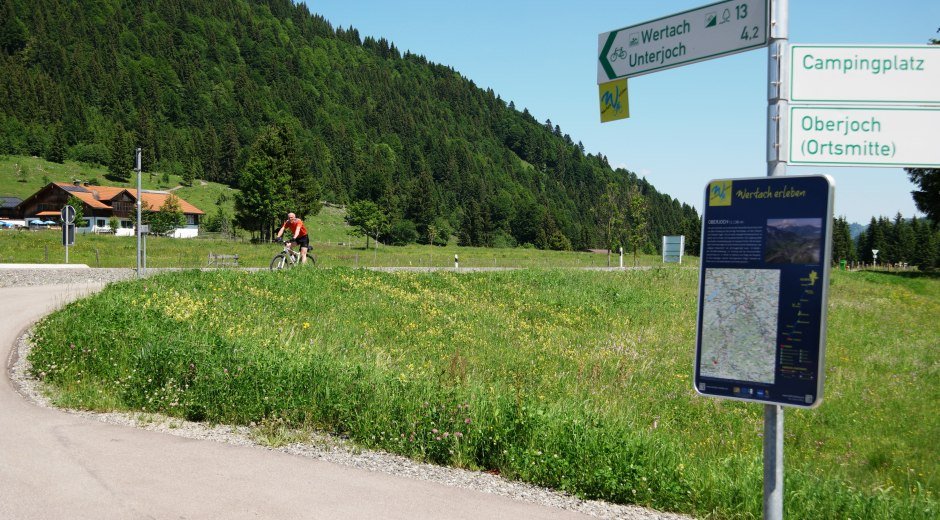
[740,26,759,41]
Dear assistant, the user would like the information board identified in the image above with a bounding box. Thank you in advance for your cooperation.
[662,235,685,263]
[694,175,834,408]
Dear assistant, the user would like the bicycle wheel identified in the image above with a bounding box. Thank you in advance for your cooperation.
[270,253,288,270]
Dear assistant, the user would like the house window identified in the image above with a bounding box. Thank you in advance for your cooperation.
[112,201,133,216]
[121,220,133,228]
[97,219,106,227]
[186,214,198,226]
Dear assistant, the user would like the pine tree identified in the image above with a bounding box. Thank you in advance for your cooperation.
[182,160,199,187]
[831,216,853,264]
[107,125,131,182]
[45,123,67,164]
[893,213,915,265]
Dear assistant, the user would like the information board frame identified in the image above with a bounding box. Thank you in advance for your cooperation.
[694,175,834,408]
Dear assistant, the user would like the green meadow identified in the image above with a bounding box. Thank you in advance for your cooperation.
[27,268,938,519]
[0,224,671,269]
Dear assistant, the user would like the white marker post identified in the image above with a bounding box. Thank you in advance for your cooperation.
[765,1,788,519]
[61,204,75,264]
[135,147,143,278]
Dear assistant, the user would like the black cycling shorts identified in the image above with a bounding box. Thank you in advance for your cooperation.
[294,235,310,248]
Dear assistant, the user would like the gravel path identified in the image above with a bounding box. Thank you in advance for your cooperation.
[5,267,690,520]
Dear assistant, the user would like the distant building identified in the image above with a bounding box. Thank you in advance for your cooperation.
[0,196,22,219]
[13,182,204,238]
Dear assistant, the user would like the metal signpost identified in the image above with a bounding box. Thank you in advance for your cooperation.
[599,1,797,517]
[61,204,75,263]
[599,0,937,514]
[695,175,834,520]
[597,0,768,82]
[135,147,143,278]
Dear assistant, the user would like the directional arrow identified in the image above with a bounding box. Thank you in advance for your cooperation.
[598,31,618,82]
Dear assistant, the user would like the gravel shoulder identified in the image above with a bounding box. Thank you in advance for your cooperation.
[5,267,690,520]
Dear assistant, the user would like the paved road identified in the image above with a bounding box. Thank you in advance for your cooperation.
[1,283,592,520]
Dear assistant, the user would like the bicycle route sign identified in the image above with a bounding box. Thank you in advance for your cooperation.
[598,0,769,82]
[694,175,834,408]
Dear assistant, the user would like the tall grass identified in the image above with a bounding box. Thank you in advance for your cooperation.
[28,269,937,518]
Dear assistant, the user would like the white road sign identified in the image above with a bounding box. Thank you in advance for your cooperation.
[788,106,940,167]
[598,0,768,82]
[791,45,940,104]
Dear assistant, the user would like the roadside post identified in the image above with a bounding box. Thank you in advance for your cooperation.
[872,249,879,266]
[61,204,75,263]
[135,147,143,278]
[454,254,459,270]
[618,246,623,268]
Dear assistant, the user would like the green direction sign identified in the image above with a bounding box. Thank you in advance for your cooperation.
[598,0,769,82]
[791,45,940,104]
[788,106,940,167]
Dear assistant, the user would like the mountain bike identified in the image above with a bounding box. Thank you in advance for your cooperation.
[270,240,315,270]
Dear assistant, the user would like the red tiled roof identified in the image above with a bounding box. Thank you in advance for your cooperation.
[52,183,204,215]
[68,191,112,210]
[138,192,205,215]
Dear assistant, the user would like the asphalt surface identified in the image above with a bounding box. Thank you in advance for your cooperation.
[0,282,592,520]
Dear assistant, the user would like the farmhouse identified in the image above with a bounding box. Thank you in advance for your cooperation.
[13,182,204,238]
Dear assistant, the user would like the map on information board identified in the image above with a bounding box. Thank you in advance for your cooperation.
[700,268,779,384]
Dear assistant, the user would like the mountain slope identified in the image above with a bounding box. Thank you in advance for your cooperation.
[0,0,700,250]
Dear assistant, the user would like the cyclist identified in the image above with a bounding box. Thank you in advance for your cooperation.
[275,212,310,264]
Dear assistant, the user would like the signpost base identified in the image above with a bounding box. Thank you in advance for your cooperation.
[763,404,784,520]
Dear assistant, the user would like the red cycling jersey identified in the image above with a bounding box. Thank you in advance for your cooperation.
[282,219,307,238]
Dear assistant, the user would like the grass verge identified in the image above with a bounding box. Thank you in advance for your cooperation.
[27,269,938,518]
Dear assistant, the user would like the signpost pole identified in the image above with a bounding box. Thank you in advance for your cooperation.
[135,147,142,279]
[765,1,788,519]
[61,205,75,265]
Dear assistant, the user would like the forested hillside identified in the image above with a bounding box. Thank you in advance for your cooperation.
[0,0,700,250]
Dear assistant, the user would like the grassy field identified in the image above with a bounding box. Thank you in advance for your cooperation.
[27,268,938,519]
[0,226,677,269]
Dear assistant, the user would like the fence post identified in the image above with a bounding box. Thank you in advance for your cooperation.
[95,248,100,267]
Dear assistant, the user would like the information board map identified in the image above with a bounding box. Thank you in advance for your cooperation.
[700,268,779,384]
[695,175,834,408]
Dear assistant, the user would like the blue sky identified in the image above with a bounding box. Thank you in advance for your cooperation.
[304,0,939,224]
